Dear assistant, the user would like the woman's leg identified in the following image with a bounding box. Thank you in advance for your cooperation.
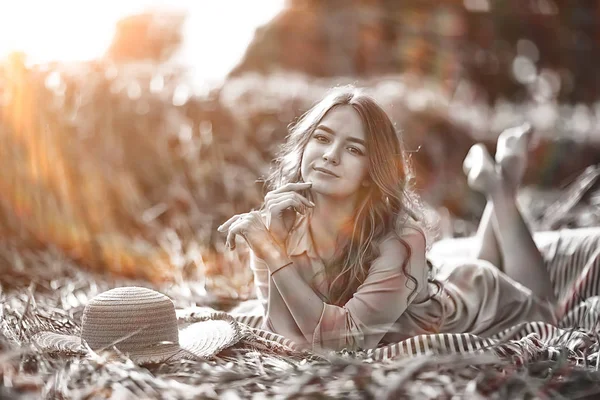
[465,124,532,269]
[471,200,503,268]
[464,141,557,304]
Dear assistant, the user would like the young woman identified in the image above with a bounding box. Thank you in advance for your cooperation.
[218,86,557,352]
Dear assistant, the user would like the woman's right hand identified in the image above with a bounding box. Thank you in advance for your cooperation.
[262,182,314,246]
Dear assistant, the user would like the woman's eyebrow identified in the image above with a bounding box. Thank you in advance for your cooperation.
[316,124,366,146]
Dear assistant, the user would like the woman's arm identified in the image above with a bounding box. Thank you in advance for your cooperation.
[265,230,428,351]
[250,252,308,345]
[219,208,318,346]
[264,251,329,346]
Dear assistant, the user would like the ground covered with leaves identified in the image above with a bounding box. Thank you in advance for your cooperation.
[1,244,600,399]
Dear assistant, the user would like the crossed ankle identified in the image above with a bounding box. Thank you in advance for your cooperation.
[486,180,517,201]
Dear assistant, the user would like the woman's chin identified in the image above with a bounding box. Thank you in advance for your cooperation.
[310,183,335,196]
[310,184,354,199]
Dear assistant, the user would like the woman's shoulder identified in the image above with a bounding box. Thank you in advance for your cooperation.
[400,223,428,248]
[377,223,427,262]
[380,220,427,249]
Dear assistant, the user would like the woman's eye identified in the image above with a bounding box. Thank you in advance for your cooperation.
[348,147,364,156]
[314,134,329,143]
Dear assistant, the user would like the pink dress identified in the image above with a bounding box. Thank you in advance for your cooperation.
[250,213,557,351]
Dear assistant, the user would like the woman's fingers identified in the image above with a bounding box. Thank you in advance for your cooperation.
[265,191,314,209]
[225,217,248,250]
[271,182,312,195]
[264,193,314,233]
[223,212,267,250]
[268,197,309,218]
[266,198,296,230]
[217,214,242,232]
[263,183,314,231]
[218,182,314,249]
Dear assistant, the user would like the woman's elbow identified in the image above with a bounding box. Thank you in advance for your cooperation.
[264,316,310,347]
[312,328,365,353]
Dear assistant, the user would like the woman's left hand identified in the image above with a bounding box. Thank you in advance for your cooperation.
[218,211,286,264]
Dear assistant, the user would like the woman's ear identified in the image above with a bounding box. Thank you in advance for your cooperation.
[361,180,371,187]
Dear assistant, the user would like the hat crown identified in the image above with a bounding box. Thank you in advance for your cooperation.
[81,287,179,352]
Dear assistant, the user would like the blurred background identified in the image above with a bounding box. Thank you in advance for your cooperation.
[1,0,599,298]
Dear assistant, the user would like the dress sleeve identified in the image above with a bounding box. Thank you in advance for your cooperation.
[312,228,429,351]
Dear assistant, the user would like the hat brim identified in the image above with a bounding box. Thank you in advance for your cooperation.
[31,331,187,363]
[32,313,245,364]
[32,332,87,355]
[178,312,246,359]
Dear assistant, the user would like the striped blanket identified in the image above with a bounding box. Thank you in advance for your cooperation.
[229,228,600,364]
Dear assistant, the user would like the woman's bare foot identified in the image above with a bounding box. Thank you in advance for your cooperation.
[463,144,502,194]
[495,123,533,189]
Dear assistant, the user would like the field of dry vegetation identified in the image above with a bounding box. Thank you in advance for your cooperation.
[1,54,600,398]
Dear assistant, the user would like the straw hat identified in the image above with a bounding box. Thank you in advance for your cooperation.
[32,287,245,364]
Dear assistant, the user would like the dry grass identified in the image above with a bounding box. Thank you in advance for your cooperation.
[2,243,600,399]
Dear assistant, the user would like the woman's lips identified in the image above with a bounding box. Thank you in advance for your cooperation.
[313,167,339,178]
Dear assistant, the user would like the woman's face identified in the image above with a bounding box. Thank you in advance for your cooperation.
[300,105,370,200]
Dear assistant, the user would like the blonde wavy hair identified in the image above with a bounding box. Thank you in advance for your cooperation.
[264,85,441,306]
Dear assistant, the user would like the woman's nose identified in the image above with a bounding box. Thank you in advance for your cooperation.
[323,146,340,165]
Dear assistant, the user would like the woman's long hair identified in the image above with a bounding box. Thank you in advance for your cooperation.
[264,85,442,306]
